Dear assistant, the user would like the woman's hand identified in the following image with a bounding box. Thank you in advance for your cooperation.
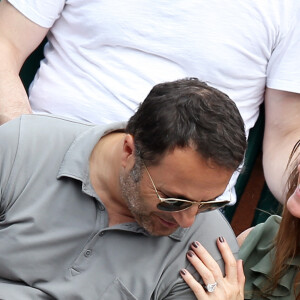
[180,237,245,299]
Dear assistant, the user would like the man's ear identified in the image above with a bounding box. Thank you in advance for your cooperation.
[121,134,136,169]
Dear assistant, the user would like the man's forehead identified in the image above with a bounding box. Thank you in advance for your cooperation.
[147,148,233,200]
[153,147,226,171]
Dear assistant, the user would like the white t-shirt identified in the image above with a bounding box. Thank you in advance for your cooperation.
[9,0,300,203]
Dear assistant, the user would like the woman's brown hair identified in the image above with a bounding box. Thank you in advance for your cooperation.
[266,140,300,298]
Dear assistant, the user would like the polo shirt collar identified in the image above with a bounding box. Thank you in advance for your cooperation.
[109,223,189,241]
[169,227,189,240]
[57,121,126,186]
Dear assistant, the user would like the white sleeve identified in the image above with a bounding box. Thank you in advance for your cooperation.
[8,0,66,28]
[267,3,300,94]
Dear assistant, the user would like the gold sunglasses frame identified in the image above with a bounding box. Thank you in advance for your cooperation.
[142,161,231,212]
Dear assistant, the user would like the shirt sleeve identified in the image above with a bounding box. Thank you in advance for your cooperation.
[267,4,300,94]
[161,284,197,300]
[0,279,49,300]
[160,254,236,300]
[7,0,66,28]
[156,210,239,300]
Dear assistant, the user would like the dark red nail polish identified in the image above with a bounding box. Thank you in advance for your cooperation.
[192,241,199,248]
[219,236,225,243]
[187,250,194,257]
[180,269,187,276]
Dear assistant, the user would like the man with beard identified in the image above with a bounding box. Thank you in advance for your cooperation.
[0,78,246,299]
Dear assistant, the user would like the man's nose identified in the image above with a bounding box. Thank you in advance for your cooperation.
[171,204,199,228]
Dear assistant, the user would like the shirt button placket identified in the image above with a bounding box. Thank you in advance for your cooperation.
[99,204,105,211]
[84,249,92,257]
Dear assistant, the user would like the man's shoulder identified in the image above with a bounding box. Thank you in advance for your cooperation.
[187,210,235,237]
[16,114,95,145]
[153,211,237,299]
[183,210,238,257]
[20,114,94,131]
[0,114,96,162]
[166,210,238,274]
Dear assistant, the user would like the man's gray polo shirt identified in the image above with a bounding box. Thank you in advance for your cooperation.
[0,115,239,300]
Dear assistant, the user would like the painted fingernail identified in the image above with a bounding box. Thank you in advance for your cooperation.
[187,250,194,257]
[180,269,187,276]
[192,241,199,248]
[219,236,225,243]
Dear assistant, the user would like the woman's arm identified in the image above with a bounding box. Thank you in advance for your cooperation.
[237,227,254,247]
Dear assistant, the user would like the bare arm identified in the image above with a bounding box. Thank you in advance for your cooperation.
[263,88,300,204]
[236,227,253,247]
[0,0,48,124]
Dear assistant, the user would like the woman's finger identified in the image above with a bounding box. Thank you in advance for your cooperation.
[190,241,223,281]
[180,268,206,299]
[186,249,216,285]
[237,259,245,290]
[216,236,238,282]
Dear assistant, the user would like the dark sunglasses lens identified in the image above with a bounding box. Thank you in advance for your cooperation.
[157,200,192,212]
[198,201,229,213]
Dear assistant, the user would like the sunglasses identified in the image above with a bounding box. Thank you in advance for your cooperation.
[143,161,231,212]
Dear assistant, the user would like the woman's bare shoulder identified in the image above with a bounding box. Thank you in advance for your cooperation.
[237,227,254,247]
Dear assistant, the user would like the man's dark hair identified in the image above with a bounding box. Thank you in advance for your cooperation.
[126,78,247,170]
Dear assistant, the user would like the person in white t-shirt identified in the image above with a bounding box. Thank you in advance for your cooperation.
[0,0,299,205]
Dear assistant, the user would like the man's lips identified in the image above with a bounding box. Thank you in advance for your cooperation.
[157,216,178,228]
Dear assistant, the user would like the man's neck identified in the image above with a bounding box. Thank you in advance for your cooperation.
[89,132,135,226]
